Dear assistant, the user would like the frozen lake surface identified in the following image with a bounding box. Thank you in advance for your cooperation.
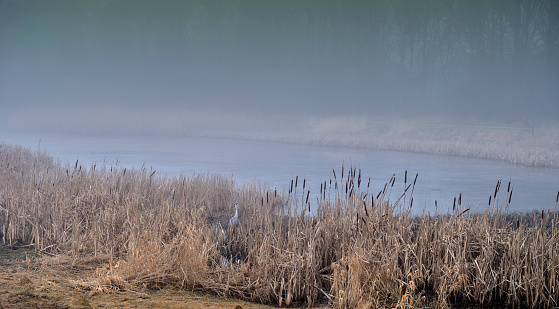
[2,131,558,215]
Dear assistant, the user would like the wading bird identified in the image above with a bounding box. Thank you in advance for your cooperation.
[230,202,239,227]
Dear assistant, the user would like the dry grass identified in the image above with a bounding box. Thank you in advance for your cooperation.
[1,143,558,308]
[215,118,559,168]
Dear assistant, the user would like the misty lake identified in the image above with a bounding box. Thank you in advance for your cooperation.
[2,131,558,215]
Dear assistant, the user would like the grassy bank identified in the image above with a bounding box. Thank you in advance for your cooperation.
[212,118,559,168]
[1,143,558,308]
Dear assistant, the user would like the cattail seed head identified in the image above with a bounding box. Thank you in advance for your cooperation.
[453,197,456,211]
[508,187,513,204]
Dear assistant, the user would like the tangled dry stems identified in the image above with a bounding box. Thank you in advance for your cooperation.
[1,143,558,308]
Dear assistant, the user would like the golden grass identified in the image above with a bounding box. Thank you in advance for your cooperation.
[1,143,558,308]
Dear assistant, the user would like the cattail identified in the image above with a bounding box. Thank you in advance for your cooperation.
[413,173,418,186]
[494,180,501,198]
[556,191,558,203]
[410,197,413,208]
[458,193,461,205]
[150,170,156,178]
[320,182,323,195]
[333,169,336,180]
[377,190,382,199]
[345,182,348,194]
[391,176,395,187]
[435,200,438,207]
[266,192,269,203]
[363,200,368,217]
[74,159,78,169]
[274,186,277,197]
[489,196,492,205]
[507,181,511,193]
[290,179,293,193]
[453,197,456,211]
[405,170,407,184]
[123,168,126,176]
[306,190,310,204]
[261,197,264,206]
[367,177,371,188]
[303,178,306,190]
[542,209,545,220]
[508,187,513,204]
[295,175,298,188]
[341,164,344,180]
[308,201,310,213]
[516,219,520,229]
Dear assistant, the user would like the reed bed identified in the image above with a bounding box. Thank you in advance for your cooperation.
[215,118,559,168]
[1,143,558,308]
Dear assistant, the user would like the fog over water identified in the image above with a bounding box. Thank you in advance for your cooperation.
[1,0,558,134]
[1,1,558,213]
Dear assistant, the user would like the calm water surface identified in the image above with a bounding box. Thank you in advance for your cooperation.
[2,131,558,215]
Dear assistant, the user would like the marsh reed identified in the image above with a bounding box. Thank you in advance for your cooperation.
[1,143,558,308]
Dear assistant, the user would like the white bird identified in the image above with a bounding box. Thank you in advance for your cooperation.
[230,202,239,227]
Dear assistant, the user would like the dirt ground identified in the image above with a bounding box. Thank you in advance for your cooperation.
[0,246,277,309]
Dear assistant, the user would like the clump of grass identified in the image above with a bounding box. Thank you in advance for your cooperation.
[1,143,558,308]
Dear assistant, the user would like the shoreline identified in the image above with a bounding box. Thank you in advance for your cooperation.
[207,120,559,169]
[3,119,558,169]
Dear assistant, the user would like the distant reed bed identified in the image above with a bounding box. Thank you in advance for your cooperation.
[1,143,558,308]
[213,118,559,168]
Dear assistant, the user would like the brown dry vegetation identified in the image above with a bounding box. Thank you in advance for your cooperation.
[1,143,558,308]
[0,246,272,309]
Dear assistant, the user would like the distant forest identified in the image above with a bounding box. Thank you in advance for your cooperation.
[1,0,558,120]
